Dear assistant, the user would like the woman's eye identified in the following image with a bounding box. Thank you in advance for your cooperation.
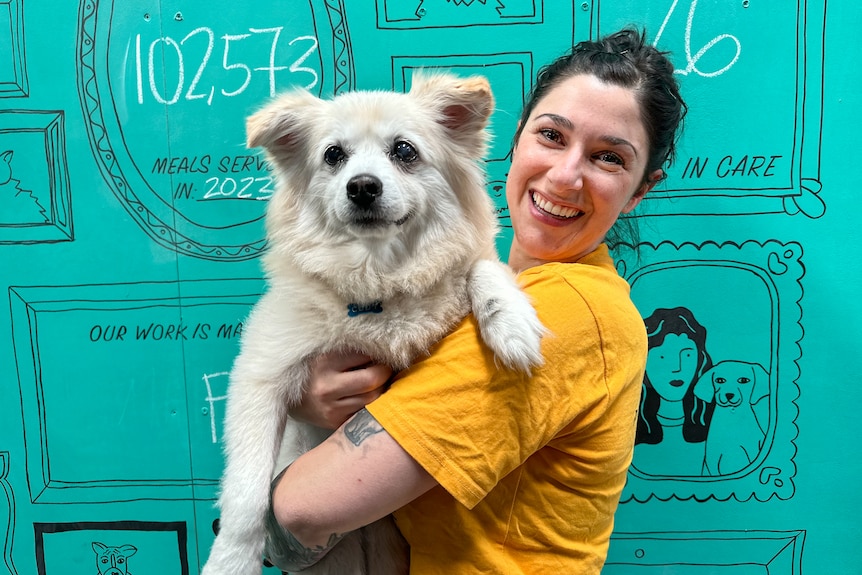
[391,140,418,163]
[539,128,563,144]
[324,145,346,166]
[596,151,624,166]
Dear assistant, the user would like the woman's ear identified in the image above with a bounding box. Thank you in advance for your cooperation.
[622,168,664,214]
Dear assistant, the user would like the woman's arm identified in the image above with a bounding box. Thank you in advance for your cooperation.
[269,408,436,568]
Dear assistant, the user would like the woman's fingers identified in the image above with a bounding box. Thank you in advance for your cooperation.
[293,351,394,429]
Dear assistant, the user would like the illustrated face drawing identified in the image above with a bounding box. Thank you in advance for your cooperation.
[646,332,699,402]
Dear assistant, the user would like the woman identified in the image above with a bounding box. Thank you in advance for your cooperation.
[266,28,686,573]
[633,306,715,476]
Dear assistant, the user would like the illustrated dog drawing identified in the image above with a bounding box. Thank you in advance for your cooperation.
[201,73,545,575]
[92,542,136,575]
[694,360,770,475]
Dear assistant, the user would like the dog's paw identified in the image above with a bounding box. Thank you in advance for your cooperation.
[468,260,546,374]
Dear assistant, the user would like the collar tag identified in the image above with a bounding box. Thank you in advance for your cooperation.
[347,300,383,317]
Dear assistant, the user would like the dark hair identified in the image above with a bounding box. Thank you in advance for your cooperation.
[636,307,714,446]
[513,29,687,246]
[514,27,687,177]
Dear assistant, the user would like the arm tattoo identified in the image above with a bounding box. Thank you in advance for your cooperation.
[268,526,346,571]
[343,408,384,446]
[266,410,382,569]
[265,469,347,571]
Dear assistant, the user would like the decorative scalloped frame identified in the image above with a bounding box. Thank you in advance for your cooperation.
[613,240,803,502]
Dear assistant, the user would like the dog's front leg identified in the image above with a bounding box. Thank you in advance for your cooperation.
[202,365,295,575]
[468,259,546,373]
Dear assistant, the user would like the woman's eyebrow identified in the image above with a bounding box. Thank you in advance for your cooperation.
[534,113,639,158]
[601,135,639,158]
[535,113,574,130]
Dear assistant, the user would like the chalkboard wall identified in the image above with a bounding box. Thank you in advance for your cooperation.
[1,1,858,573]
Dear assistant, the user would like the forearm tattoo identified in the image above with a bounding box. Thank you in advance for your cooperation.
[265,468,347,571]
[265,409,383,570]
[267,525,346,571]
[343,408,384,446]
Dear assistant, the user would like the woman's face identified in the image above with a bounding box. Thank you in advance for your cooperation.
[647,333,699,402]
[506,74,662,270]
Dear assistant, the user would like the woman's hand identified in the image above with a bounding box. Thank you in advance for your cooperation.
[291,350,393,430]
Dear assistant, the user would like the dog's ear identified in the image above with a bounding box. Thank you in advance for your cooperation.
[693,366,716,402]
[409,72,495,154]
[92,542,107,554]
[749,362,771,404]
[246,90,320,150]
[117,544,137,558]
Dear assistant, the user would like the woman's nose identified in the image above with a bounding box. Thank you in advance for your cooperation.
[546,149,584,191]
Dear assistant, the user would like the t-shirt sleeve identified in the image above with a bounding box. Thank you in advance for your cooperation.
[366,268,615,509]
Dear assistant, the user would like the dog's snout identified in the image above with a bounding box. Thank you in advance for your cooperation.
[347,174,382,209]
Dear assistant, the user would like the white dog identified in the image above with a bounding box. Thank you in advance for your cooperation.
[201,73,545,575]
[694,360,770,476]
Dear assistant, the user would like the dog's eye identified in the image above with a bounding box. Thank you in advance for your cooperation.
[391,140,418,163]
[324,145,346,166]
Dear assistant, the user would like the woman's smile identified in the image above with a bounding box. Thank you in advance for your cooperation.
[530,191,584,221]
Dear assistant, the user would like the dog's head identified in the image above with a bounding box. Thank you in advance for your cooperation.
[92,542,136,575]
[693,360,770,407]
[246,72,496,296]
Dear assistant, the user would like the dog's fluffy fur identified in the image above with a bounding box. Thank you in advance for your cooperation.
[201,73,545,575]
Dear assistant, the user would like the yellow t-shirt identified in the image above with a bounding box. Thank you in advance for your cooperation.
[366,244,647,574]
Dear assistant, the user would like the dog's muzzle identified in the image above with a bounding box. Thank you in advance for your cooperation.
[346,173,410,227]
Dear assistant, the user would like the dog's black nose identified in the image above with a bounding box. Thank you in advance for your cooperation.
[347,174,382,209]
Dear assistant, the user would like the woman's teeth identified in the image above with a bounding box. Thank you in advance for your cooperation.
[532,192,582,218]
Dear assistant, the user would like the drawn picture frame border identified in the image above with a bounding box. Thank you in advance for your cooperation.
[0,0,28,98]
[9,279,263,505]
[375,0,544,29]
[0,111,72,244]
[613,240,803,502]
[34,520,189,575]
[605,529,805,573]
[0,453,17,575]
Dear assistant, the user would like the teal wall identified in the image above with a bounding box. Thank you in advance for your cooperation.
[1,1,858,573]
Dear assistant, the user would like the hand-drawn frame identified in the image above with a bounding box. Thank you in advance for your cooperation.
[613,240,803,502]
[34,520,189,575]
[592,0,826,218]
[605,530,805,574]
[0,0,27,97]
[376,0,546,28]
[0,111,72,244]
[9,279,263,504]
[75,0,354,261]
[0,453,16,575]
